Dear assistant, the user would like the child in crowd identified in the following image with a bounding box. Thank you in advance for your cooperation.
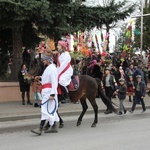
[116,78,127,115]
[32,79,42,107]
[119,66,125,79]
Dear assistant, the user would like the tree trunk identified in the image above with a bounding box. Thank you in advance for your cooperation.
[11,28,23,81]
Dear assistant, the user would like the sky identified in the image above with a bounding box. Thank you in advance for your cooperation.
[82,0,141,52]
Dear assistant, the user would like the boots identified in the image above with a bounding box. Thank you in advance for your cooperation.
[59,123,64,128]
[31,127,43,135]
[124,109,127,114]
[60,86,69,99]
[118,111,122,115]
[34,103,39,107]
[129,96,132,102]
[133,96,135,102]
[104,108,112,114]
[148,90,150,96]
[27,101,33,105]
[43,122,50,131]
[22,99,25,105]
[44,123,58,133]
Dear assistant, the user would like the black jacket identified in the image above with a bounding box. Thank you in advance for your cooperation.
[92,64,103,80]
[18,69,30,92]
[103,74,116,91]
[118,84,127,100]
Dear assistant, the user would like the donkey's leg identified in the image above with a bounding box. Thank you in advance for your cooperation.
[77,97,88,126]
[88,98,98,127]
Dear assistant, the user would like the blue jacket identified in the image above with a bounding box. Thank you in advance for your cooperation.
[134,81,146,97]
[118,84,127,100]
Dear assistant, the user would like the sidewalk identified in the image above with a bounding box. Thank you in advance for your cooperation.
[0,94,150,122]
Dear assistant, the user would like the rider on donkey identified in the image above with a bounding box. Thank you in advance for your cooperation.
[57,40,73,103]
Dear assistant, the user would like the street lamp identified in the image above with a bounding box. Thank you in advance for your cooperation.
[140,0,144,55]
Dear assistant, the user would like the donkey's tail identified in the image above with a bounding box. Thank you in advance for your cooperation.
[95,78,118,114]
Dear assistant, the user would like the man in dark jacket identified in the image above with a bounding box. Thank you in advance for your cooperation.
[129,75,146,113]
[103,67,117,114]
[133,65,145,104]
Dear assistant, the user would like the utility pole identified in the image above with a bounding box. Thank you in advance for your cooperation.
[140,0,144,55]
[131,0,150,55]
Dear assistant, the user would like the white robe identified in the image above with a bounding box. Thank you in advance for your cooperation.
[57,51,73,86]
[41,64,59,126]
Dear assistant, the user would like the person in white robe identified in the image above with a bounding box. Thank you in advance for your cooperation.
[31,53,59,135]
[57,40,73,100]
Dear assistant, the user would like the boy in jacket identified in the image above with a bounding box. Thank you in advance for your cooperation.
[116,78,127,115]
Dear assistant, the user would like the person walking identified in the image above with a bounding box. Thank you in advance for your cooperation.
[116,78,127,115]
[129,75,146,113]
[57,40,73,103]
[125,63,135,102]
[133,65,145,104]
[18,63,32,105]
[103,67,117,114]
[31,53,59,135]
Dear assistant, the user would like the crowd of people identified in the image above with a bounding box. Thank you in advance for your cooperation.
[18,41,150,135]
[77,50,150,115]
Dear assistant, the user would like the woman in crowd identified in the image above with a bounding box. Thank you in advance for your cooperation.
[18,63,32,105]
[125,63,135,102]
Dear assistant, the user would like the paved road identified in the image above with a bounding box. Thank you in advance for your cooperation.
[0,110,150,150]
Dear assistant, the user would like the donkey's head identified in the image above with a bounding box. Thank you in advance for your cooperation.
[26,58,45,83]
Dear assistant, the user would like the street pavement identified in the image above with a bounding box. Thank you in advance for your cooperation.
[0,94,150,122]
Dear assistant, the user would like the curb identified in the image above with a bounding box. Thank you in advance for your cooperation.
[0,110,100,122]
